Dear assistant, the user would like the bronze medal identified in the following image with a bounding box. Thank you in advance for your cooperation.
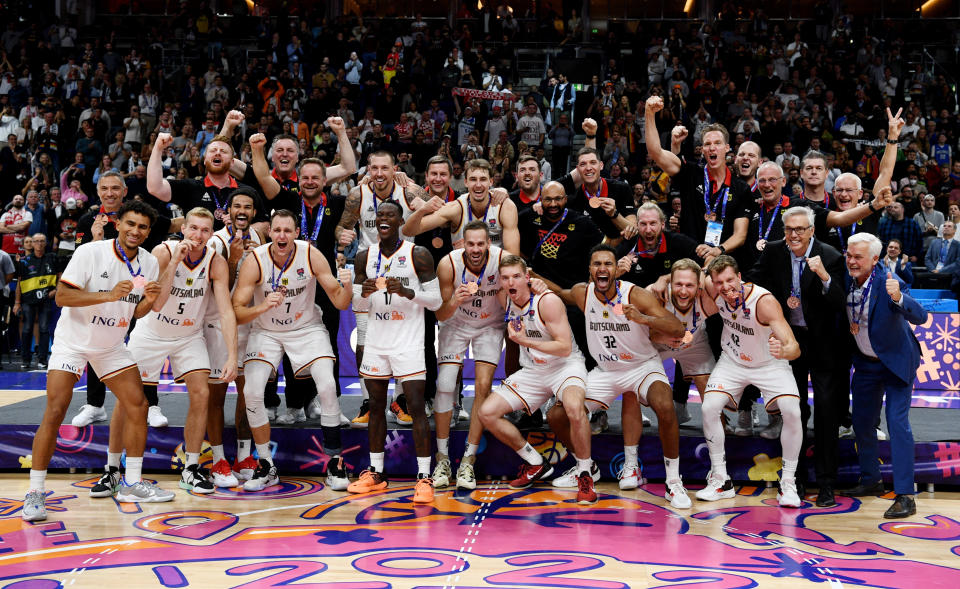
[787,296,801,309]
[756,239,767,251]
[467,282,479,294]
[612,303,624,315]
[681,331,694,345]
[274,285,288,296]
[432,236,444,249]
[850,323,860,335]
[589,197,601,208]
[375,276,387,290]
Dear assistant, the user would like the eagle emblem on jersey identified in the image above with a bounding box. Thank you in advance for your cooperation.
[281,278,289,286]
[186,278,194,286]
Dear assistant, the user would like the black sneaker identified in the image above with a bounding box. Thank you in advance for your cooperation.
[179,464,216,494]
[351,399,371,429]
[325,455,349,491]
[90,466,122,497]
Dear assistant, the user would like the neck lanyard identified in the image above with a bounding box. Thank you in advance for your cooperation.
[723,282,748,316]
[672,292,698,333]
[227,225,250,244]
[461,252,488,292]
[534,209,568,259]
[114,238,142,278]
[837,222,857,253]
[584,178,604,207]
[598,280,623,314]
[375,239,402,277]
[467,195,491,224]
[270,246,294,292]
[301,195,326,243]
[634,233,663,257]
[503,292,535,331]
[790,256,806,299]
[703,166,729,221]
[758,198,783,241]
[185,245,206,267]
[848,270,875,331]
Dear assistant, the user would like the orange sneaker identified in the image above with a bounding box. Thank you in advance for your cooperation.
[413,476,434,503]
[347,468,389,493]
[390,401,413,426]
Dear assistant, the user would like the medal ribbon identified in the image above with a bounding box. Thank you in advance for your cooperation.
[703,166,729,221]
[533,209,569,259]
[270,246,294,291]
[461,252,488,290]
[598,280,622,309]
[375,239,402,278]
[115,238,142,278]
[837,222,857,253]
[584,178,605,206]
[503,292,535,325]
[301,195,326,244]
[467,195,491,224]
[757,199,783,241]
[848,269,875,331]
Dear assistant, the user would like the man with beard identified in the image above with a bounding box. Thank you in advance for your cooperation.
[204,188,265,486]
[147,133,263,231]
[0,194,32,256]
[544,246,690,507]
[231,211,354,492]
[114,208,238,496]
[348,201,441,503]
[23,200,171,522]
[559,147,638,240]
[401,158,520,254]
[430,221,505,491]
[644,96,751,263]
[335,151,430,427]
[70,171,183,430]
[696,256,804,508]
[510,119,597,215]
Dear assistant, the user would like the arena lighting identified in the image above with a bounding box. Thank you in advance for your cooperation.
[920,0,942,13]
[477,0,483,9]
[684,0,695,14]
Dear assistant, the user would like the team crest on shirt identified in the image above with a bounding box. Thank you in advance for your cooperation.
[488,275,496,283]
[281,278,289,286]
[198,268,206,278]
[186,278,194,286]
[297,268,306,280]
[176,271,181,278]
[568,224,575,230]
[397,256,407,267]
[602,310,609,319]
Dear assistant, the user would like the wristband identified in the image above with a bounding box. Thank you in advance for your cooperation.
[585,134,596,139]
[886,138,899,144]
[717,245,726,253]
[868,201,879,212]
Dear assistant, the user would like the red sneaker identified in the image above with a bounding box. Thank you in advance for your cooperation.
[509,462,554,489]
[233,456,259,482]
[576,471,598,505]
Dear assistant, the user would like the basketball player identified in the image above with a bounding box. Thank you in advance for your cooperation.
[544,245,691,508]
[432,221,505,490]
[696,255,804,507]
[23,201,171,522]
[653,259,716,405]
[401,158,521,254]
[111,207,238,495]
[347,200,442,503]
[205,188,265,485]
[335,151,429,427]
[478,255,594,503]
[231,210,354,492]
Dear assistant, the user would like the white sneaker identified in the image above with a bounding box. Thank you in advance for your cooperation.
[147,406,168,428]
[116,480,175,503]
[552,462,600,488]
[306,398,323,419]
[778,477,802,507]
[642,412,651,426]
[71,404,108,427]
[325,456,349,491]
[674,401,691,425]
[838,425,855,438]
[734,409,753,436]
[456,456,477,489]
[424,400,433,418]
[618,464,644,490]
[432,453,452,488]
[695,471,735,501]
[666,478,692,509]
[22,490,47,521]
[243,459,279,491]
[760,414,782,439]
[876,427,887,441]
[267,407,278,422]
[338,412,351,427]
[276,407,306,425]
[457,406,470,422]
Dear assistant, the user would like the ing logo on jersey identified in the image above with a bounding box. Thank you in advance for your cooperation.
[740,352,754,362]
[621,353,634,360]
[294,312,303,321]
[183,319,195,327]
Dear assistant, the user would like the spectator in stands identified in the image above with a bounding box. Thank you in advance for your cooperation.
[917,221,960,289]
[879,238,914,288]
[914,193,945,250]
[879,201,923,263]
[0,194,32,256]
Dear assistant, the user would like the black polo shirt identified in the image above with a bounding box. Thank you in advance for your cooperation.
[518,207,605,288]
[558,176,637,239]
[818,207,880,253]
[671,162,751,245]
[272,187,345,269]
[75,206,173,251]
[241,165,301,200]
[614,230,701,287]
[167,175,267,230]
[415,186,458,268]
[509,186,542,217]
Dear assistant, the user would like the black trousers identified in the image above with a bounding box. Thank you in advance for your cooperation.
[423,309,438,402]
[790,327,849,486]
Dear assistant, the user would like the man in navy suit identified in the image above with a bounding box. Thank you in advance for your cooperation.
[917,221,959,288]
[841,232,928,518]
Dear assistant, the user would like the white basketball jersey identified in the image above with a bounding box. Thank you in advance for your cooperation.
[584,281,659,370]
[204,226,263,322]
[509,292,584,368]
[446,245,504,329]
[137,240,216,338]
[660,284,709,351]
[358,183,415,248]
[450,193,504,247]
[715,283,782,367]
[54,239,159,351]
[250,240,320,332]
[364,240,424,355]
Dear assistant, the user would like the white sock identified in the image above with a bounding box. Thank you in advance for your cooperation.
[417,456,431,477]
[664,456,680,481]
[211,444,225,463]
[576,456,592,475]
[517,443,543,465]
[255,443,273,465]
[464,443,478,458]
[781,458,798,481]
[623,444,638,468]
[125,457,143,484]
[186,452,200,467]
[29,469,46,492]
[237,439,251,461]
[709,452,728,479]
[107,452,122,469]
[437,438,449,456]
[370,452,385,472]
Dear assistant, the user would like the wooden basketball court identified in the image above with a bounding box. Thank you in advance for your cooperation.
[2,472,960,588]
